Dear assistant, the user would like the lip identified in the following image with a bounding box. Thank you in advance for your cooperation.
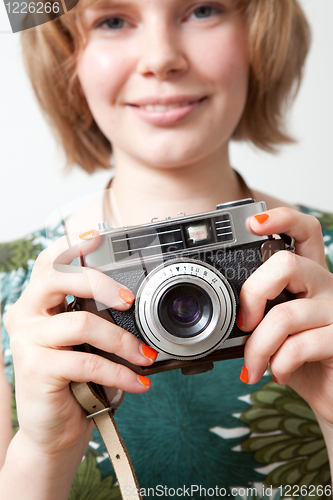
[128,95,205,106]
[126,95,207,126]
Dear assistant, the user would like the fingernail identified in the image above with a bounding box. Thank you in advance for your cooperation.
[273,375,279,384]
[236,309,244,330]
[240,364,249,384]
[141,344,158,361]
[138,375,150,387]
[118,289,134,305]
[254,213,269,224]
[79,229,95,241]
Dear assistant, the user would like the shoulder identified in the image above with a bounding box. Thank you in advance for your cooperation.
[251,189,298,211]
[0,221,65,384]
[0,233,43,275]
[0,221,65,297]
[65,197,104,235]
[250,191,333,271]
[299,205,333,272]
[0,229,47,308]
[298,205,333,233]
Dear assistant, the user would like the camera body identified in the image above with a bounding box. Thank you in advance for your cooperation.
[72,199,294,375]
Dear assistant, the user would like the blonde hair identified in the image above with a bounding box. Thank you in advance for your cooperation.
[21,0,311,173]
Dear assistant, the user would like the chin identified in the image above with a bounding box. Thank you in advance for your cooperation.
[140,134,214,169]
[142,151,202,170]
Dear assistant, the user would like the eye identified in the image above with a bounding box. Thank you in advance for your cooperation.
[191,5,221,19]
[97,16,125,30]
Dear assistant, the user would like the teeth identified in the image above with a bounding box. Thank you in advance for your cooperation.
[142,102,190,112]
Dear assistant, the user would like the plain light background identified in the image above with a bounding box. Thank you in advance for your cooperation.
[0,0,332,242]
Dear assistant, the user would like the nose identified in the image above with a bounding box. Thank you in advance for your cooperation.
[136,20,188,80]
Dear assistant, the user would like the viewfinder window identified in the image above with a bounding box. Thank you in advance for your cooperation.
[187,224,209,243]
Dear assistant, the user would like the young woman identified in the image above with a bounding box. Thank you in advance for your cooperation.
[1,0,333,498]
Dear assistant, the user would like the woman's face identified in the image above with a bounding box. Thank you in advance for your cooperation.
[76,0,249,169]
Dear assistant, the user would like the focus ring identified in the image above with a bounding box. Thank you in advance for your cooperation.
[135,258,236,360]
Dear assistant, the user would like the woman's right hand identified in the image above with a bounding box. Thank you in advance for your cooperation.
[3,229,156,459]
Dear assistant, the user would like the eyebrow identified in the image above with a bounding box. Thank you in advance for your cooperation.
[84,0,197,10]
[84,0,136,9]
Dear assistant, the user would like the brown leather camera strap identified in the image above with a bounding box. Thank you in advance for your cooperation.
[70,381,142,500]
[71,172,258,499]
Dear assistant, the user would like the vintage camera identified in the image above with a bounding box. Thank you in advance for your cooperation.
[71,199,294,375]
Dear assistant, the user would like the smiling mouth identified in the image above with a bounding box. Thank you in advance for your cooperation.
[129,97,207,112]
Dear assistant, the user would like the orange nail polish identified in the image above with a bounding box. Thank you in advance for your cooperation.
[240,365,249,384]
[254,213,269,224]
[138,375,150,387]
[273,375,279,384]
[79,229,95,241]
[236,309,244,329]
[141,344,158,361]
[118,289,134,305]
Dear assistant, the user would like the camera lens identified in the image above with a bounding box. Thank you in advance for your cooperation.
[136,259,237,358]
[158,283,213,338]
[170,295,200,324]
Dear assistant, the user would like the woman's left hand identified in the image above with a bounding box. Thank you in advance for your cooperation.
[238,207,333,424]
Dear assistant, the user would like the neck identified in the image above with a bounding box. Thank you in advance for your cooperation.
[109,146,247,227]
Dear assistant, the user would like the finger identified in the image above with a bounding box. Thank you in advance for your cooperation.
[242,298,333,383]
[270,324,333,388]
[30,311,158,366]
[30,230,101,281]
[48,298,68,316]
[249,207,326,267]
[21,265,135,315]
[238,252,332,332]
[61,350,152,392]
[19,347,152,394]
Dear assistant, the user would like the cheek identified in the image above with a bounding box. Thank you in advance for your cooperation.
[76,42,128,106]
[191,28,249,92]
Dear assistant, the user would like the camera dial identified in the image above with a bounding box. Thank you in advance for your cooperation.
[135,259,237,360]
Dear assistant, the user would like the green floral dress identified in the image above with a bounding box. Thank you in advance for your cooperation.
[1,206,333,500]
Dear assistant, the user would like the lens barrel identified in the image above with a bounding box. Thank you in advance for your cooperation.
[135,259,236,359]
[158,283,213,338]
